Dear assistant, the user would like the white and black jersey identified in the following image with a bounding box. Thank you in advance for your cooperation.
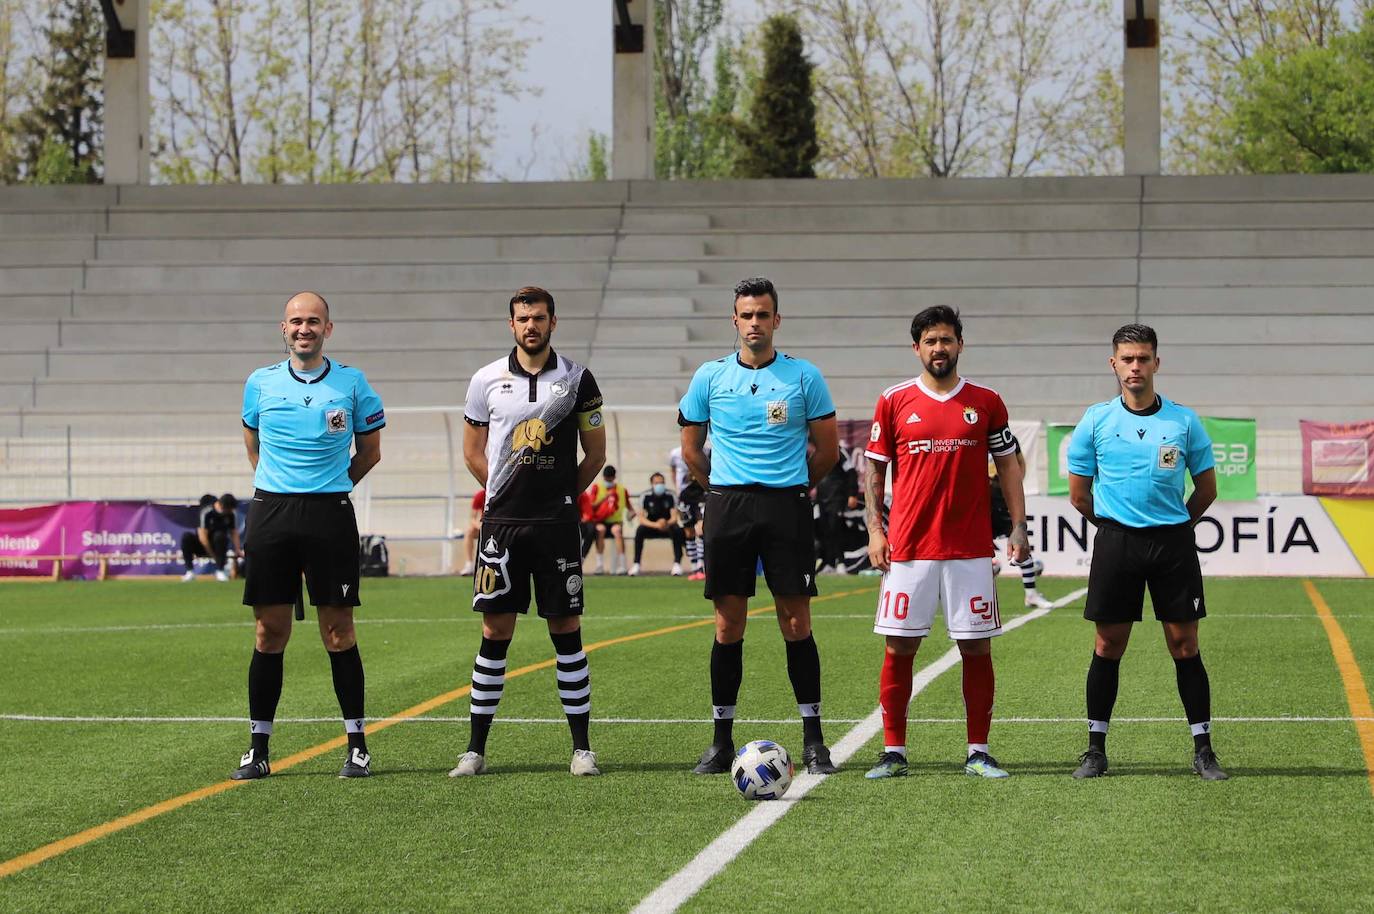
[464,348,603,525]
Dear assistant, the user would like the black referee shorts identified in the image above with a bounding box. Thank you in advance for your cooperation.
[242,490,361,609]
[1085,520,1205,624]
[703,485,818,600]
[472,521,585,617]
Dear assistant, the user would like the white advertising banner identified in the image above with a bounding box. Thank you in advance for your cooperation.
[1026,495,1364,577]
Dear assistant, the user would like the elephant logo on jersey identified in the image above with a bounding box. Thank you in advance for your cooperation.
[1158,444,1180,469]
[963,407,978,425]
[511,418,553,454]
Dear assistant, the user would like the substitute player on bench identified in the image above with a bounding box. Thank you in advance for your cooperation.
[1066,323,1225,780]
[451,286,607,777]
[235,291,385,780]
[863,306,1030,780]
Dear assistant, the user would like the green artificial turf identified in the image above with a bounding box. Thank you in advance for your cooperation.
[0,575,1370,913]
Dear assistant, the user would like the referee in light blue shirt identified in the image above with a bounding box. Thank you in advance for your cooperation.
[1065,323,1227,781]
[678,277,841,776]
[233,291,385,781]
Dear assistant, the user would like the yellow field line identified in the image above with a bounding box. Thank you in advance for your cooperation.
[1304,579,1374,798]
[0,586,874,880]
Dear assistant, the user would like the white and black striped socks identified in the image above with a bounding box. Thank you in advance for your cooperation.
[551,629,592,751]
[466,636,510,755]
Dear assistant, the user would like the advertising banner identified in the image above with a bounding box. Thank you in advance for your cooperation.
[1301,420,1374,497]
[1025,495,1365,577]
[1044,424,1075,496]
[1202,417,1257,501]
[0,502,199,579]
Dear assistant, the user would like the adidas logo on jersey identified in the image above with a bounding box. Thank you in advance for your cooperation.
[906,412,922,424]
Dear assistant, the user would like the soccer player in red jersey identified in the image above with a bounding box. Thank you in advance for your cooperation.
[862,306,1033,779]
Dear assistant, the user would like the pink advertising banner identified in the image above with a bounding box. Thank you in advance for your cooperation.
[1300,420,1374,498]
[0,502,199,579]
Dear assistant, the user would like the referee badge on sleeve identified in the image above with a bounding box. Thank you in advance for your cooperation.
[1158,444,1180,469]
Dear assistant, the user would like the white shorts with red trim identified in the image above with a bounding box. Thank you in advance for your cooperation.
[873,558,1002,640]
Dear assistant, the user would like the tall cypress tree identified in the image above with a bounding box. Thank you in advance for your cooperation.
[20,0,103,183]
[736,15,816,179]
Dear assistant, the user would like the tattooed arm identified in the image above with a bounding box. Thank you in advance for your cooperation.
[864,457,890,573]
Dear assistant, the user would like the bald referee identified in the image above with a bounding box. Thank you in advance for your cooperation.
[680,277,841,775]
[234,292,385,780]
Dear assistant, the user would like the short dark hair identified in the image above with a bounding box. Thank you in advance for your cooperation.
[650,472,665,483]
[910,306,963,343]
[603,465,616,479]
[198,493,216,508]
[509,286,555,317]
[1112,323,1158,351]
[219,493,237,510]
[733,277,778,312]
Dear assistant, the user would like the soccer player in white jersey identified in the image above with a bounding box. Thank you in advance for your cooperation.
[668,444,705,577]
[863,306,1032,780]
[451,287,607,777]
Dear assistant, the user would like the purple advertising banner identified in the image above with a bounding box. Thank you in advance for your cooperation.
[0,502,199,579]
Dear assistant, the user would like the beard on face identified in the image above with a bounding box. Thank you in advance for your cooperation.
[517,331,550,355]
[923,351,957,379]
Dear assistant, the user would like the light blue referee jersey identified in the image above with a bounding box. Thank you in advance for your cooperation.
[679,351,835,488]
[1067,395,1213,528]
[242,358,385,494]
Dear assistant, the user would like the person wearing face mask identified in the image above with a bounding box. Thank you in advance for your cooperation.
[628,472,686,577]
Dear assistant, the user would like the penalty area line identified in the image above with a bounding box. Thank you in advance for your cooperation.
[629,585,1088,914]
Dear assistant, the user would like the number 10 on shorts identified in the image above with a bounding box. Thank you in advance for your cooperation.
[879,591,910,620]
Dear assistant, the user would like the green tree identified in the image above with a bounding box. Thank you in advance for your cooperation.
[1225,12,1374,173]
[19,0,102,183]
[653,0,741,178]
[736,14,817,178]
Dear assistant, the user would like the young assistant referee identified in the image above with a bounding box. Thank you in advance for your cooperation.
[1066,323,1226,780]
[234,291,385,780]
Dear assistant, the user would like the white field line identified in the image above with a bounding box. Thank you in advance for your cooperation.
[4,714,1370,725]
[0,611,1349,638]
[628,586,1087,914]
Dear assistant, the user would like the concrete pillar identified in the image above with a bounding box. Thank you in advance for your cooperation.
[104,0,151,185]
[1122,0,1160,175]
[612,0,655,180]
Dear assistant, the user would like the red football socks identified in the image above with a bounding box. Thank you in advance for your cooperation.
[962,652,995,746]
[879,649,916,750]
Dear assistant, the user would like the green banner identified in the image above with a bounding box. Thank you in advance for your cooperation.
[1045,423,1076,496]
[1203,416,1257,501]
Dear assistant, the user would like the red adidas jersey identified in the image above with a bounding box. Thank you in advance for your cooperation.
[865,376,1017,561]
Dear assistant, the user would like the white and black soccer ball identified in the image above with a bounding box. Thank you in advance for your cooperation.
[731,740,794,801]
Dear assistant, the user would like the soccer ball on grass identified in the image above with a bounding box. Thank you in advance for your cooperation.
[731,740,794,801]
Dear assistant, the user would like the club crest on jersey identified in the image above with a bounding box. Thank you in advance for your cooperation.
[963,407,978,425]
[511,418,553,453]
[551,380,569,397]
[325,409,347,434]
[870,421,881,442]
[766,400,788,425]
[1158,444,1180,469]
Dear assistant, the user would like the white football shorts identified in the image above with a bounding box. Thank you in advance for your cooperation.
[873,558,1002,640]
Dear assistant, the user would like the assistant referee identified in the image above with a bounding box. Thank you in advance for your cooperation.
[233,291,385,780]
[679,277,841,776]
[1066,323,1226,780]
